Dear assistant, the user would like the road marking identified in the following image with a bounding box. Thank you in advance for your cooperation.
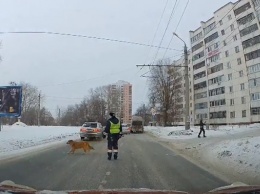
[98,171,111,189]
[98,184,103,190]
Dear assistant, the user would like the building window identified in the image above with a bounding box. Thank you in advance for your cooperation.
[220,20,223,25]
[204,22,216,35]
[210,111,226,119]
[194,81,207,90]
[230,99,234,106]
[237,58,242,65]
[223,40,227,46]
[237,13,255,26]
[234,2,251,16]
[227,62,231,69]
[245,48,260,61]
[193,61,205,70]
[208,75,224,85]
[235,46,240,53]
[233,35,237,41]
[242,35,260,49]
[195,102,208,109]
[210,99,226,107]
[242,110,247,118]
[228,14,232,20]
[228,73,232,80]
[209,87,225,96]
[239,70,244,77]
[240,23,258,37]
[231,24,235,31]
[248,63,260,74]
[208,63,223,74]
[207,54,220,63]
[230,86,233,93]
[204,32,219,44]
[192,51,204,61]
[251,92,260,100]
[251,107,260,115]
[195,91,207,99]
[241,83,245,90]
[194,71,206,80]
[221,30,225,35]
[249,78,260,87]
[225,50,229,57]
[242,97,246,104]
[192,41,204,52]
[191,31,203,44]
[230,111,235,118]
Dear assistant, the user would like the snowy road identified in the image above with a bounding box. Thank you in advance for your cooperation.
[0,133,227,193]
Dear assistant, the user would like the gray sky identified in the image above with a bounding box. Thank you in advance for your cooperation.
[0,0,235,116]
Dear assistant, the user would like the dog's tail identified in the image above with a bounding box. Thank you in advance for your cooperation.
[90,145,94,150]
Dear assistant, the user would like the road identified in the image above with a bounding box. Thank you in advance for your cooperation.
[0,133,227,193]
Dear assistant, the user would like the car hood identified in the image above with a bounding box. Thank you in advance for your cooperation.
[0,181,260,194]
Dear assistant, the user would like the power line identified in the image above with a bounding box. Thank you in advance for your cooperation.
[0,31,182,51]
[151,0,179,64]
[143,0,170,66]
[162,0,190,60]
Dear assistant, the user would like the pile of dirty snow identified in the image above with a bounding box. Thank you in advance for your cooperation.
[12,122,27,127]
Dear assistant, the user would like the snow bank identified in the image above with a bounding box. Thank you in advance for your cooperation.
[145,124,259,140]
[209,137,260,180]
[0,125,79,160]
[146,124,260,184]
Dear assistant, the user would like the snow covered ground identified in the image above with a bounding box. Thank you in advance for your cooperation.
[0,123,79,160]
[145,124,260,184]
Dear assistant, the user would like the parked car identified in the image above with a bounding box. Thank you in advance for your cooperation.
[80,122,103,140]
[122,123,131,134]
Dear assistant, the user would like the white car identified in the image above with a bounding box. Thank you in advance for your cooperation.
[122,123,131,134]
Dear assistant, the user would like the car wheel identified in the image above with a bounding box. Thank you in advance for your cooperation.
[80,137,84,140]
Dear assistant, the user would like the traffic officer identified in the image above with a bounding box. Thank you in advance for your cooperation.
[103,112,122,160]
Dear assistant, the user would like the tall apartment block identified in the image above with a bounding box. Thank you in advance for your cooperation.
[189,0,260,125]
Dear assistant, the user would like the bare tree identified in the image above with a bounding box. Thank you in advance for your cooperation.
[148,59,182,126]
[135,104,151,125]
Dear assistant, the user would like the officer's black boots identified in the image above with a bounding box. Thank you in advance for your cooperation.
[107,152,112,160]
[114,152,118,160]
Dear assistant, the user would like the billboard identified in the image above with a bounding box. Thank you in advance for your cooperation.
[0,86,22,117]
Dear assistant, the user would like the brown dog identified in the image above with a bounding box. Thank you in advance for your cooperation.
[66,140,94,154]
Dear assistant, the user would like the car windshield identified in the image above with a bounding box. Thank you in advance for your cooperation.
[1,0,259,193]
[83,123,97,128]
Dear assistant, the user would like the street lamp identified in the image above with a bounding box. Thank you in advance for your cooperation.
[173,32,190,130]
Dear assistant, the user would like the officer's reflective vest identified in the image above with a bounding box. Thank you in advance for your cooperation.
[110,121,120,134]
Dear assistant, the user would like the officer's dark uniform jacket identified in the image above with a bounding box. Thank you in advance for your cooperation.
[104,116,122,135]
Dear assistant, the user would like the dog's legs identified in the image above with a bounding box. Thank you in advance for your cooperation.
[83,147,87,153]
[67,149,73,154]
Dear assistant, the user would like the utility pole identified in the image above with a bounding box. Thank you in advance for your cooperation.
[184,44,190,130]
[58,108,61,125]
[38,92,41,127]
[173,32,190,130]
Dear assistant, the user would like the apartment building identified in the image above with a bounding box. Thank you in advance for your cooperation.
[170,55,193,125]
[189,0,260,125]
[111,80,132,124]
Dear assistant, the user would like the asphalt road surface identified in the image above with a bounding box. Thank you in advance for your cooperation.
[0,133,227,193]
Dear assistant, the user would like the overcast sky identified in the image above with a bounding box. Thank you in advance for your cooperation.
[0,0,236,117]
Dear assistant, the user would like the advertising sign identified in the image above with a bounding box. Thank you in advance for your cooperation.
[0,86,22,117]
